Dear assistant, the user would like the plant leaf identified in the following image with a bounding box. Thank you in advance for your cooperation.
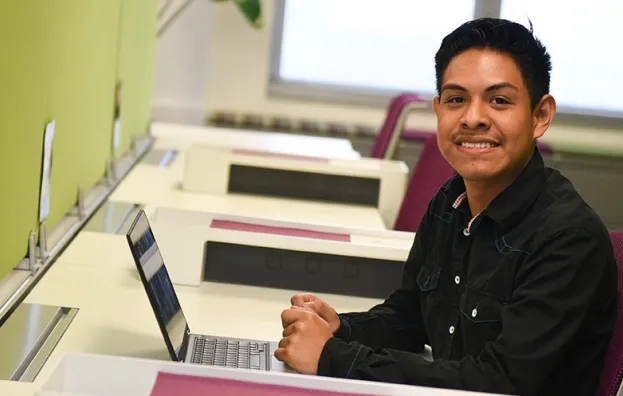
[231,0,262,28]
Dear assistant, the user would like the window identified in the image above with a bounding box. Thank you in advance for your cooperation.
[500,0,623,116]
[271,0,623,119]
[274,0,476,102]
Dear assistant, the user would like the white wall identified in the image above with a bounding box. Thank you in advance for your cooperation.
[153,0,214,125]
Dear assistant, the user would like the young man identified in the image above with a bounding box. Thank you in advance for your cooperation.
[274,18,618,395]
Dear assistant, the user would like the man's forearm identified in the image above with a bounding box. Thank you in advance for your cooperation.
[317,338,517,394]
[334,290,427,353]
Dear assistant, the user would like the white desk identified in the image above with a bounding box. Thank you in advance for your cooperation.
[56,228,411,274]
[540,124,623,158]
[38,352,483,395]
[27,262,381,342]
[0,381,34,396]
[53,207,414,302]
[5,262,382,394]
[110,156,387,230]
[182,144,408,228]
[110,136,387,230]
[150,121,361,160]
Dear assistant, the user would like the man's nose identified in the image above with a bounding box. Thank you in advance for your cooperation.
[461,99,490,130]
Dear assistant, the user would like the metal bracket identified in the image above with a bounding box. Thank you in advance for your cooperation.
[38,223,48,262]
[106,158,117,186]
[130,136,138,157]
[76,185,86,219]
[28,231,38,274]
[15,231,38,272]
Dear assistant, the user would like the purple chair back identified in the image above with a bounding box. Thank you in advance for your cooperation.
[370,93,425,159]
[393,134,455,232]
[596,231,623,396]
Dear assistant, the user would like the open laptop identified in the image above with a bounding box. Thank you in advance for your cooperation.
[125,209,291,372]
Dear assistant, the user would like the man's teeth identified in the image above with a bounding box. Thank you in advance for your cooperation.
[461,142,496,149]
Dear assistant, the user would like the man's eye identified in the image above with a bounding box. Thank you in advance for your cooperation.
[492,97,510,105]
[446,97,465,104]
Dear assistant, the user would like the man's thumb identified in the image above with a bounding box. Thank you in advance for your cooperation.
[304,300,331,318]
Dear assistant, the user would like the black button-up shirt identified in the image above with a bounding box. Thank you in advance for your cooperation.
[317,149,617,395]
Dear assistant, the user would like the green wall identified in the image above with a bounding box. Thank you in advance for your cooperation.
[43,0,123,230]
[116,0,158,156]
[0,2,47,282]
[0,0,157,282]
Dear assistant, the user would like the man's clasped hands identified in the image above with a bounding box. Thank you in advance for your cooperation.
[274,293,342,375]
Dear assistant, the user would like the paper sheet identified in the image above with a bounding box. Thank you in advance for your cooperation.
[113,117,121,152]
[39,120,55,223]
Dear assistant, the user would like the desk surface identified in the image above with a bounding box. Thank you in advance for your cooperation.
[0,381,33,395]
[54,215,413,274]
[2,262,382,395]
[0,126,388,394]
[111,155,387,230]
[541,125,623,158]
[151,122,360,160]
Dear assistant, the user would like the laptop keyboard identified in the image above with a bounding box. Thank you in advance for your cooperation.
[190,337,268,370]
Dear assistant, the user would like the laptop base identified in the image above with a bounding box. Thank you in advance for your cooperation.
[187,334,270,371]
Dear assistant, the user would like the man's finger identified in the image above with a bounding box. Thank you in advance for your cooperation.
[282,324,292,337]
[282,321,303,337]
[278,336,291,349]
[291,293,316,307]
[274,347,287,362]
[304,300,333,320]
[281,308,303,328]
[303,300,323,314]
[281,307,310,327]
[294,305,317,316]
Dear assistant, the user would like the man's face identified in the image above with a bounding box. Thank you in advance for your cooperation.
[433,48,546,183]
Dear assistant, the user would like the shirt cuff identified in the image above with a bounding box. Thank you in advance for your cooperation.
[317,337,365,379]
[333,315,352,341]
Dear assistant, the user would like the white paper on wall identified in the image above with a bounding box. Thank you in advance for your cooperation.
[113,117,121,152]
[39,120,56,223]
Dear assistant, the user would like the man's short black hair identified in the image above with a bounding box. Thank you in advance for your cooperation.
[435,17,552,110]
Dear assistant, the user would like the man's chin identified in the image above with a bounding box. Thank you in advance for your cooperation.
[447,156,505,183]
[455,168,499,183]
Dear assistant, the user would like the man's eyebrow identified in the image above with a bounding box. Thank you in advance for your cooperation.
[441,82,520,93]
[485,82,519,92]
[441,83,466,92]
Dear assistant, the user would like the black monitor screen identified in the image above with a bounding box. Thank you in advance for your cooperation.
[127,210,188,360]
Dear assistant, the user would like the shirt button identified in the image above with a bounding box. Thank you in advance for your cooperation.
[463,228,470,236]
[472,309,478,318]
[449,326,455,334]
[454,276,460,284]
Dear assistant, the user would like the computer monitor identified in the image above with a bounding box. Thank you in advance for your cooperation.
[126,209,190,361]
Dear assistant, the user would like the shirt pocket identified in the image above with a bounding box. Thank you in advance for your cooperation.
[416,265,440,292]
[460,287,504,323]
[416,265,442,342]
[460,287,504,350]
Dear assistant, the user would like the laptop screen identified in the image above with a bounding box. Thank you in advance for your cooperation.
[126,210,189,361]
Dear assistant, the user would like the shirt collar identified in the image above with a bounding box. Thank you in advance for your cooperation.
[443,148,547,231]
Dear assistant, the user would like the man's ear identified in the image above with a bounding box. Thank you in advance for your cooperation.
[433,96,441,116]
[533,94,556,140]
